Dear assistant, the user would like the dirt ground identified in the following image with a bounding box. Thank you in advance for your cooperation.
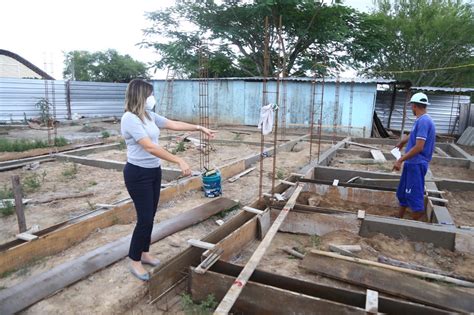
[444,191,474,227]
[0,161,128,243]
[429,164,474,181]
[0,137,327,314]
[297,191,401,218]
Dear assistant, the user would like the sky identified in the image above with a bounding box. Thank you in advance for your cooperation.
[0,0,374,80]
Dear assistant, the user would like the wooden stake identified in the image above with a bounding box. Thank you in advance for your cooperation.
[11,175,26,233]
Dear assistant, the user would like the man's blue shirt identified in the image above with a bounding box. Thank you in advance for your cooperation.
[405,114,436,164]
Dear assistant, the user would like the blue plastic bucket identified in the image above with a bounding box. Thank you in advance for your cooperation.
[202,170,222,198]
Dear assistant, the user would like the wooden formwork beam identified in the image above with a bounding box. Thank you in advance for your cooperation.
[214,185,303,314]
[191,269,367,314]
[0,198,238,315]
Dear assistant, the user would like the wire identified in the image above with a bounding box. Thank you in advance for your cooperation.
[374,63,474,74]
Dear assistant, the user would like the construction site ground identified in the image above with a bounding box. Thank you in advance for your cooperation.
[1,120,473,314]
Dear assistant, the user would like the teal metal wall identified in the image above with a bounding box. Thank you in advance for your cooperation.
[152,78,378,137]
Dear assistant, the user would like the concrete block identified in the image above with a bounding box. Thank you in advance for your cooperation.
[359,216,455,250]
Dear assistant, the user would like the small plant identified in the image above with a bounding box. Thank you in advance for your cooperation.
[181,293,217,315]
[22,173,42,192]
[0,184,13,199]
[118,139,126,150]
[89,181,98,186]
[35,98,52,126]
[54,137,68,147]
[86,200,95,211]
[62,163,78,179]
[233,133,242,140]
[276,168,285,180]
[310,235,321,248]
[172,141,186,155]
[101,131,110,138]
[0,200,15,216]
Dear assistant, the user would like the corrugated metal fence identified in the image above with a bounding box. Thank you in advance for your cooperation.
[153,78,379,137]
[0,78,127,122]
[375,91,470,135]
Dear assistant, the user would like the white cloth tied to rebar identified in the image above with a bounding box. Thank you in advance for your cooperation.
[258,103,278,135]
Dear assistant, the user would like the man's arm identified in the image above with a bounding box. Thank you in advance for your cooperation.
[396,134,410,150]
[393,139,425,171]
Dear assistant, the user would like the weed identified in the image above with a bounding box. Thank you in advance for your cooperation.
[54,136,68,147]
[89,181,98,186]
[0,200,14,216]
[176,141,186,153]
[181,293,217,315]
[22,173,42,192]
[233,133,242,140]
[0,184,13,199]
[119,139,126,150]
[86,200,95,211]
[310,235,321,248]
[276,168,285,180]
[101,131,111,138]
[35,98,51,126]
[62,163,78,179]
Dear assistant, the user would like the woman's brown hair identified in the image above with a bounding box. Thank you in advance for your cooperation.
[124,79,153,122]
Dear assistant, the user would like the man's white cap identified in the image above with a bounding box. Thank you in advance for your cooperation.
[409,92,430,106]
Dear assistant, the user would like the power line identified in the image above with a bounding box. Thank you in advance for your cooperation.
[375,63,474,74]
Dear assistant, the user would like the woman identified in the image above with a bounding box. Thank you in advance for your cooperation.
[121,79,215,281]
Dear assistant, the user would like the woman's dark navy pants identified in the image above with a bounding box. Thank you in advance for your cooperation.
[123,162,162,261]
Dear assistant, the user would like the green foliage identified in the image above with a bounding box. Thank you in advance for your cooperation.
[142,1,363,77]
[353,0,474,86]
[0,200,14,217]
[172,141,186,154]
[276,168,285,180]
[0,137,68,152]
[89,181,98,186]
[0,184,13,199]
[22,172,46,193]
[54,137,68,147]
[62,163,78,179]
[63,49,150,83]
[101,131,111,138]
[86,200,95,210]
[119,139,126,150]
[310,235,321,248]
[35,98,51,126]
[181,293,217,315]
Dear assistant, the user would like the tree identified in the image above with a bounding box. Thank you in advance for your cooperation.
[63,50,150,82]
[351,0,474,87]
[141,0,365,78]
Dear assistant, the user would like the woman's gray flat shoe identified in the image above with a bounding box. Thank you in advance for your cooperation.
[129,266,150,281]
[141,258,161,267]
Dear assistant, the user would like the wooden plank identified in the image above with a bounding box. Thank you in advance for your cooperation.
[228,167,255,183]
[0,203,136,276]
[188,239,215,250]
[365,289,378,313]
[212,261,450,315]
[0,198,237,315]
[370,149,387,162]
[310,249,474,287]
[148,210,255,301]
[210,216,258,262]
[16,233,38,242]
[214,185,303,314]
[301,251,474,313]
[11,175,26,233]
[191,269,367,315]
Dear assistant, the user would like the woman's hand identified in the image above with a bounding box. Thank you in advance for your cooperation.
[199,126,217,139]
[178,159,192,177]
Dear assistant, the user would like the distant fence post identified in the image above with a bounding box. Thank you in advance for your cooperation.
[11,175,27,233]
[65,80,72,120]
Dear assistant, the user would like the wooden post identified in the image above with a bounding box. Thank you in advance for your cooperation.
[11,175,26,233]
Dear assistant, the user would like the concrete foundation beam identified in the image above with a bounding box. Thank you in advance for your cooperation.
[359,216,456,250]
[313,166,400,189]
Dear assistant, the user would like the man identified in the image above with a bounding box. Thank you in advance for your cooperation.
[393,92,436,220]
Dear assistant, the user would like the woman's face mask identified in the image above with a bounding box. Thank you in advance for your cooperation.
[145,95,156,110]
